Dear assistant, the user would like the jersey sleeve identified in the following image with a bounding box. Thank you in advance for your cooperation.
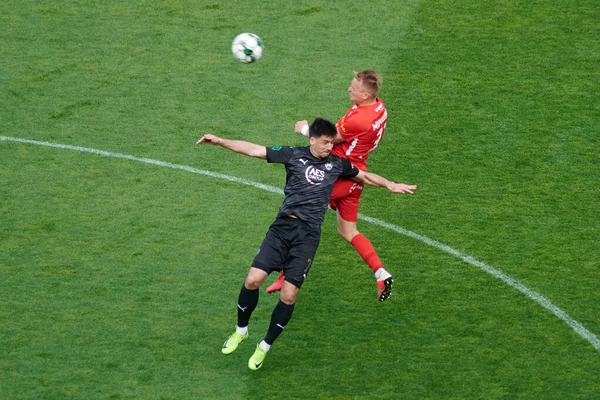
[266,146,295,164]
[340,158,360,178]
[337,111,369,141]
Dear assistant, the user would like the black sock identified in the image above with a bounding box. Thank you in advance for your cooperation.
[237,285,259,328]
[264,301,295,345]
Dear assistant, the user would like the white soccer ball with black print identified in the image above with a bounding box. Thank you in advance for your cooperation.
[231,33,264,63]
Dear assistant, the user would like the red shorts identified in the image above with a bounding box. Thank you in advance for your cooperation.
[329,178,364,222]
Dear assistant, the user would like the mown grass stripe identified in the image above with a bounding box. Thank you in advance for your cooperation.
[2,135,598,354]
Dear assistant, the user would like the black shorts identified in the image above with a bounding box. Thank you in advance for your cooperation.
[252,216,320,288]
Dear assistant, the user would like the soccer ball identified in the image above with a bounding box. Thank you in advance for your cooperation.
[231,33,264,63]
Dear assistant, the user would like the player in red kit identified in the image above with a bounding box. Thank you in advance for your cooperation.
[266,70,397,302]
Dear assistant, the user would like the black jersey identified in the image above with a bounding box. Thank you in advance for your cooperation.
[266,145,359,231]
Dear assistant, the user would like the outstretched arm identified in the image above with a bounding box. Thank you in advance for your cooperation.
[353,170,416,194]
[196,134,267,159]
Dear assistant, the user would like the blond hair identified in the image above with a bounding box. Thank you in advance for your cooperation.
[354,70,382,97]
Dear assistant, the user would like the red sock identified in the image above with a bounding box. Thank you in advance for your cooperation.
[350,234,383,273]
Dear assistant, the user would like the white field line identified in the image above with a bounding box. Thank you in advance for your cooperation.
[2,135,599,354]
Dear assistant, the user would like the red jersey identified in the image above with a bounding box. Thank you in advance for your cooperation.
[332,98,387,171]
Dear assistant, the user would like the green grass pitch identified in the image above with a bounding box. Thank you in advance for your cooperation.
[1,1,599,399]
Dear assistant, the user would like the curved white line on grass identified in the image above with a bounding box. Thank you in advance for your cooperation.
[0,136,284,195]
[359,214,600,353]
[2,135,599,354]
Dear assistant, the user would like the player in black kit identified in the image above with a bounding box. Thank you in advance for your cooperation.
[196,118,416,370]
